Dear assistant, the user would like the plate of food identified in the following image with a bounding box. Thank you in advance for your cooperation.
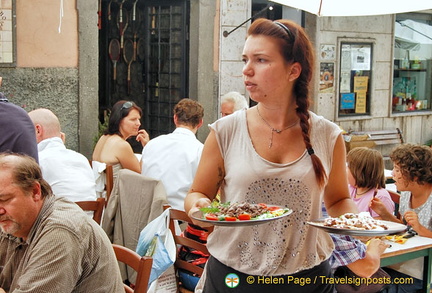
[308,212,407,236]
[191,201,293,226]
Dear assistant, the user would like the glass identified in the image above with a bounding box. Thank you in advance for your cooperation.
[338,43,373,117]
[392,17,432,112]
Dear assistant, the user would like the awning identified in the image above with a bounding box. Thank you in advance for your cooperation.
[270,0,432,17]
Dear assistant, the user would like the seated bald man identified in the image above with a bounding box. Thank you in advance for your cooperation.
[28,108,96,202]
[0,153,124,292]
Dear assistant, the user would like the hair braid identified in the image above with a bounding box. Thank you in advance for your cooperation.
[248,18,328,187]
[296,96,326,187]
[292,27,327,187]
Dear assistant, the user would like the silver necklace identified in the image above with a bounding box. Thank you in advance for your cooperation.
[356,188,373,196]
[256,105,299,148]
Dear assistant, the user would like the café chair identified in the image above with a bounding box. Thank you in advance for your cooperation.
[113,244,153,293]
[387,189,401,218]
[89,160,114,206]
[76,198,105,224]
[165,206,212,292]
[102,169,168,282]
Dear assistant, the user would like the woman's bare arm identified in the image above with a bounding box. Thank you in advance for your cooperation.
[185,130,224,224]
[324,134,358,217]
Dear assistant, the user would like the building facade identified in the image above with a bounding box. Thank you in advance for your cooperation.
[0,0,430,159]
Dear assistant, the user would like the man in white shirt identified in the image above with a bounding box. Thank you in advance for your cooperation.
[28,108,96,202]
[141,99,204,211]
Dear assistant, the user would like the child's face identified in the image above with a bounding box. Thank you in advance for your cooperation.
[392,164,409,191]
[346,164,356,187]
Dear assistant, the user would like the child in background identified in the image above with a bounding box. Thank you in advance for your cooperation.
[346,147,394,218]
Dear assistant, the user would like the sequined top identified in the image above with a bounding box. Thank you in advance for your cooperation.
[207,110,340,276]
[0,196,124,292]
[399,191,432,230]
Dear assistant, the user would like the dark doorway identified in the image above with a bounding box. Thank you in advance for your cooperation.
[99,0,190,151]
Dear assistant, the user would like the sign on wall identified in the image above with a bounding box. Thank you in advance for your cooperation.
[0,0,15,67]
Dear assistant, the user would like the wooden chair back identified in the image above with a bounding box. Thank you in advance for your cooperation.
[76,198,105,224]
[387,189,401,218]
[112,244,153,293]
[105,164,114,204]
[165,207,211,277]
[89,160,114,206]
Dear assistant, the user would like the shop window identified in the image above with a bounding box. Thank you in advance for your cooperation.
[338,43,373,117]
[393,17,432,112]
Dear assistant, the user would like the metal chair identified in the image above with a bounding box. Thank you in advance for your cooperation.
[75,197,105,224]
[112,244,153,293]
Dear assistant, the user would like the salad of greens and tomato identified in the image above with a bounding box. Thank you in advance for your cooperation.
[200,201,291,222]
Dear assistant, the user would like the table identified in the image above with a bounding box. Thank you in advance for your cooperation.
[381,236,432,292]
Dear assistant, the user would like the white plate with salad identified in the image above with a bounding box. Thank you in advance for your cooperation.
[191,201,293,226]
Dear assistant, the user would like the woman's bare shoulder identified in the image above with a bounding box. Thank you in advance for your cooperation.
[94,135,128,162]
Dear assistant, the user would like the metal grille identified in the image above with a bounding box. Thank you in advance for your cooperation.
[99,0,189,142]
[144,2,189,138]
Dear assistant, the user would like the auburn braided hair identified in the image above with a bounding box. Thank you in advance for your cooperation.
[248,18,326,187]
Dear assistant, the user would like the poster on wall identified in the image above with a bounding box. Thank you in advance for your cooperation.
[319,62,334,93]
[353,76,369,92]
[355,91,367,113]
[0,1,14,66]
[341,44,352,71]
[351,47,371,71]
[340,71,351,93]
[340,93,355,110]
[320,44,336,61]
[354,76,368,113]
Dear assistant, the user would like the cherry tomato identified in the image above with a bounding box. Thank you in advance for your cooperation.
[267,206,281,211]
[258,203,268,208]
[225,216,237,221]
[238,214,251,221]
[205,214,218,221]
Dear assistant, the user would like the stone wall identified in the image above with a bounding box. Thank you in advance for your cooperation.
[0,0,99,159]
[0,67,81,151]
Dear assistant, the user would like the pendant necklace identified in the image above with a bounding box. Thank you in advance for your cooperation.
[256,105,299,148]
[356,188,372,197]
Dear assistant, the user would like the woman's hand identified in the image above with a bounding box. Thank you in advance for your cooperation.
[404,210,432,237]
[404,211,421,230]
[188,197,213,227]
[136,129,150,147]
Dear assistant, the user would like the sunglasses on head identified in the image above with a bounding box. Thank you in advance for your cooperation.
[121,101,134,110]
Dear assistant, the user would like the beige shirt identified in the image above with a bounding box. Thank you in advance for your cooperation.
[0,196,124,293]
[207,110,340,276]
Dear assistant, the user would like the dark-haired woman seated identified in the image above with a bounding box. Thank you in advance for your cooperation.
[92,100,149,175]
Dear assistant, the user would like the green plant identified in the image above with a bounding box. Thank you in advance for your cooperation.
[93,113,109,148]
[425,138,432,147]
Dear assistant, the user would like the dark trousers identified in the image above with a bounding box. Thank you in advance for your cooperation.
[202,256,335,293]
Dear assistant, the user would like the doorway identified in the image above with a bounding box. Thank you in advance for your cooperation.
[99,0,190,150]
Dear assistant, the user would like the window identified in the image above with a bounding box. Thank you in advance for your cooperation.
[338,43,373,117]
[393,15,432,112]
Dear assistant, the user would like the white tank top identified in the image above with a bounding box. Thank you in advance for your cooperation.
[207,109,341,275]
